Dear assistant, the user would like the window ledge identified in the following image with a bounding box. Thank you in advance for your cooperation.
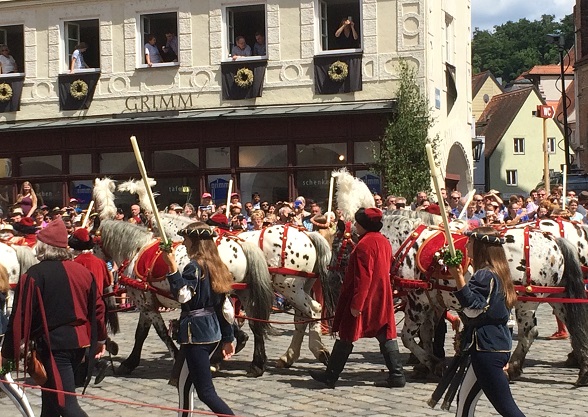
[315,49,363,56]
[136,62,180,70]
[61,68,102,75]
[0,72,26,79]
[221,56,268,63]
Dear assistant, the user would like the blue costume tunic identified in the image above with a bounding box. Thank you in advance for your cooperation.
[167,261,233,345]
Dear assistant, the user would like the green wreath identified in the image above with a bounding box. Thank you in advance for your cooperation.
[70,79,89,100]
[0,83,13,102]
[328,61,349,82]
[234,68,254,89]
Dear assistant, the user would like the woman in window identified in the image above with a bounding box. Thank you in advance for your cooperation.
[144,34,162,67]
[15,181,37,218]
[70,42,89,73]
[0,44,17,74]
[334,17,359,49]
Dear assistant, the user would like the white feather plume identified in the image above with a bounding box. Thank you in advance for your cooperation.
[93,177,117,220]
[332,168,376,221]
[118,178,157,212]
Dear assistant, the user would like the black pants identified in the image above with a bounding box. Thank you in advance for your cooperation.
[40,348,88,417]
[470,351,525,417]
[183,343,234,416]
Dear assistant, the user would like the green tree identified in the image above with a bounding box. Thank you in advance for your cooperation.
[472,14,574,83]
[374,61,439,199]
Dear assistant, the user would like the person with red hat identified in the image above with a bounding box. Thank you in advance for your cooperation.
[310,207,405,388]
[1,219,107,416]
[12,217,38,247]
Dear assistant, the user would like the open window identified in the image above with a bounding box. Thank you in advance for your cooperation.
[139,12,178,66]
[318,0,361,52]
[0,24,24,74]
[225,5,266,59]
[64,19,100,72]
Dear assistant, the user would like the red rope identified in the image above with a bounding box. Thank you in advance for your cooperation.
[236,313,334,325]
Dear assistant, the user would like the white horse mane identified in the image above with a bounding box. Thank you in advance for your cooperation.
[332,168,376,221]
[118,178,157,212]
[93,177,117,220]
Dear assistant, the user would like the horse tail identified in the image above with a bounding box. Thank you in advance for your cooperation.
[103,285,120,335]
[239,241,274,337]
[307,231,334,315]
[556,237,588,374]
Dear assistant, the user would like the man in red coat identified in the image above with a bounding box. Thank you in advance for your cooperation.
[310,207,405,388]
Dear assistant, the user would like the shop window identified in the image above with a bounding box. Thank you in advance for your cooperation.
[64,19,100,72]
[140,12,178,65]
[152,177,199,209]
[506,170,518,186]
[206,147,230,169]
[69,154,92,174]
[225,4,266,59]
[296,170,332,209]
[20,155,62,176]
[240,172,288,205]
[70,180,93,206]
[35,182,64,210]
[296,143,346,165]
[318,0,361,51]
[239,145,286,167]
[354,142,379,164]
[153,149,199,172]
[0,184,10,217]
[207,174,232,205]
[0,24,24,73]
[99,152,138,174]
[356,170,381,194]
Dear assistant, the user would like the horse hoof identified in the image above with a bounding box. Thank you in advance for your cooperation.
[246,365,265,378]
[318,350,330,366]
[506,364,522,381]
[106,339,119,356]
[235,332,249,354]
[275,359,291,369]
[433,362,445,378]
[574,372,588,387]
[565,352,580,368]
[116,363,134,376]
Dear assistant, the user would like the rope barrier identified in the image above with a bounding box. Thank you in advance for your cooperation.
[236,313,334,325]
[0,379,244,417]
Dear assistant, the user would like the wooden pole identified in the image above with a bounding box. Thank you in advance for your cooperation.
[130,136,168,245]
[543,117,550,196]
[327,175,335,215]
[426,144,456,256]
[562,164,567,209]
[81,200,94,228]
[226,179,234,221]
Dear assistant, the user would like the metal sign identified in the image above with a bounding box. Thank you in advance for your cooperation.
[537,105,555,119]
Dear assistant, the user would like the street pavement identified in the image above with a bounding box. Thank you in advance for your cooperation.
[1,305,585,416]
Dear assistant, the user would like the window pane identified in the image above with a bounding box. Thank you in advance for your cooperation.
[296,170,332,209]
[240,172,288,205]
[0,158,12,178]
[321,1,361,51]
[153,149,199,172]
[100,152,138,174]
[152,177,199,209]
[239,145,287,167]
[297,143,346,165]
[226,5,266,58]
[0,184,10,217]
[354,142,379,164]
[356,170,382,194]
[65,20,100,70]
[35,182,64,209]
[21,155,62,176]
[141,12,178,63]
[206,147,230,168]
[207,174,232,205]
[69,154,92,174]
[70,180,93,207]
[0,25,24,71]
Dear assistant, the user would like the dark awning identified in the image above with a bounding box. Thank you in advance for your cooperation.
[446,63,457,99]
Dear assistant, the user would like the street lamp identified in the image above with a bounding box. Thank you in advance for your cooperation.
[546,33,572,173]
[472,137,483,162]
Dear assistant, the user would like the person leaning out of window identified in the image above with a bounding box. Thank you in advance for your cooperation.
[231,36,251,60]
[0,44,17,74]
[334,17,359,49]
[70,42,89,73]
[144,34,162,67]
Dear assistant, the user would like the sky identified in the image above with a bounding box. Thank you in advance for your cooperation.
[472,0,576,31]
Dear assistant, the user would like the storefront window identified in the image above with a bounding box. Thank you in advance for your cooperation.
[240,172,288,205]
[354,141,379,164]
[207,174,232,206]
[100,152,138,174]
[35,182,64,209]
[296,143,346,166]
[355,169,381,194]
[70,154,92,174]
[239,145,287,167]
[21,155,62,176]
[206,147,230,169]
[70,180,93,207]
[296,170,332,209]
[154,149,199,172]
[152,177,199,209]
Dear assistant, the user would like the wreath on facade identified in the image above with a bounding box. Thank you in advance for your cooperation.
[328,61,349,82]
[234,68,254,89]
[0,83,13,102]
[70,79,89,100]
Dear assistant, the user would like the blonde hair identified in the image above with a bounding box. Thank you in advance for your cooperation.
[182,222,233,294]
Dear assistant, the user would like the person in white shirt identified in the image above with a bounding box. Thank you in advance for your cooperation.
[0,45,17,74]
[70,42,89,73]
[144,35,162,66]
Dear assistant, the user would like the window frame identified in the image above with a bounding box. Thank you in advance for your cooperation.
[60,18,102,74]
[0,24,25,76]
[135,10,180,69]
[445,13,455,65]
[221,3,268,62]
[314,0,363,56]
[513,137,525,155]
[547,137,556,154]
[506,169,518,186]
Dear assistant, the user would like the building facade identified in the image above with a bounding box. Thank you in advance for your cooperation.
[0,0,473,212]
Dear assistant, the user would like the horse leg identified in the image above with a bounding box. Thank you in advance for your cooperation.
[508,303,539,381]
[235,288,266,377]
[303,278,330,366]
[118,310,152,375]
[275,309,307,368]
[149,310,179,360]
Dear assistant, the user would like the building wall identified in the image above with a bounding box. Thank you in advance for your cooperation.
[488,92,565,196]
[472,77,502,121]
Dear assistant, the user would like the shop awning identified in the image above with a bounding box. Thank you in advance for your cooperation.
[0,100,396,132]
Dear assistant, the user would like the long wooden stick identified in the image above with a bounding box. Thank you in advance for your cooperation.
[426,144,455,256]
[226,179,234,221]
[130,136,168,245]
[81,200,94,228]
[327,175,335,215]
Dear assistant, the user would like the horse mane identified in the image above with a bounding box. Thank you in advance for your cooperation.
[156,213,194,242]
[99,220,153,265]
[332,168,375,221]
[387,209,441,226]
[93,177,117,220]
[118,178,157,213]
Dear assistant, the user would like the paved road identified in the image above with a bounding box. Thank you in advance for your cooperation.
[1,306,584,416]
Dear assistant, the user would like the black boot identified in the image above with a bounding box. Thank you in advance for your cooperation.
[375,339,406,388]
[309,340,353,388]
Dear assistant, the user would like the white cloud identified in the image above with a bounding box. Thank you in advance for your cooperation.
[472,0,575,30]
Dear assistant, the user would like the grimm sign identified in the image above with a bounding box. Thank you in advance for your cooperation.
[125,93,194,112]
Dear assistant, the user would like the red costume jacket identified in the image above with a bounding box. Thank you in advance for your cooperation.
[74,252,111,295]
[332,231,396,342]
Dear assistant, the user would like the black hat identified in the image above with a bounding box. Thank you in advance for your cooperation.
[354,207,383,232]
[68,228,94,250]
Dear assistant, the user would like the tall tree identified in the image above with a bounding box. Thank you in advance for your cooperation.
[472,14,574,83]
[374,61,439,199]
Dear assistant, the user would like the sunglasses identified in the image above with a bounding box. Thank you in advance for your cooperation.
[474,199,483,202]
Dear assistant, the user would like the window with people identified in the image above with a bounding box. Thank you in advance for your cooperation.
[318,0,361,51]
[140,12,178,66]
[226,4,267,59]
[64,19,100,73]
[0,24,24,74]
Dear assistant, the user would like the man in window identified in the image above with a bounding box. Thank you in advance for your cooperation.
[253,32,266,56]
[0,44,18,74]
[162,31,178,62]
[334,17,359,49]
[70,42,89,73]
[231,36,251,60]
[144,34,162,67]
